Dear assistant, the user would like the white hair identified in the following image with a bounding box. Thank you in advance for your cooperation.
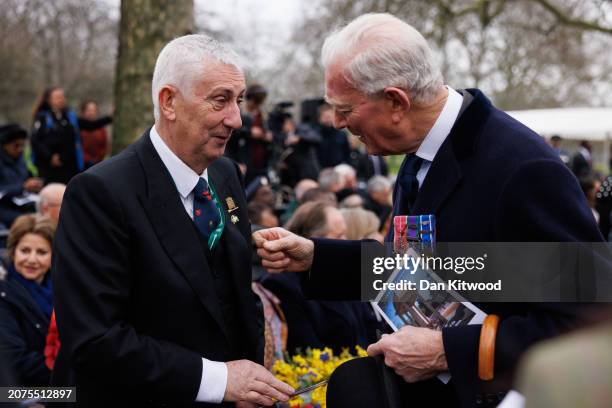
[36,183,66,213]
[152,34,244,121]
[367,175,392,194]
[321,13,444,104]
[334,163,356,179]
[318,168,342,191]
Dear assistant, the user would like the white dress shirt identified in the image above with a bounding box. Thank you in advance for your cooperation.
[414,86,464,188]
[150,126,228,404]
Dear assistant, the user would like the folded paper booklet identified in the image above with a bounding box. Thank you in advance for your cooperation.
[373,215,486,383]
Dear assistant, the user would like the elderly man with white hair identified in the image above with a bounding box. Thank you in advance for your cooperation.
[254,13,602,408]
[52,35,293,407]
[37,182,66,221]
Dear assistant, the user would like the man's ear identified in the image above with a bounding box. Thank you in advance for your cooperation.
[159,86,178,121]
[383,87,410,123]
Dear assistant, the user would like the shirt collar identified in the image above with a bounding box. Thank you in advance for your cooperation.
[415,86,463,162]
[149,125,208,199]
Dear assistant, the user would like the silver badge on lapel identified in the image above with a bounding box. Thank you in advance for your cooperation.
[230,214,239,224]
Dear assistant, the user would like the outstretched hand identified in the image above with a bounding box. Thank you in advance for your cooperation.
[225,360,294,406]
[252,227,315,273]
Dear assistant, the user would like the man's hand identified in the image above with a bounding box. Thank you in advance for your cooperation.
[367,326,448,383]
[252,227,314,273]
[224,360,294,406]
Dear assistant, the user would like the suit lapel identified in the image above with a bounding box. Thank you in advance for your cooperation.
[208,165,261,358]
[134,132,229,341]
[412,138,462,215]
[412,90,480,215]
[208,164,251,294]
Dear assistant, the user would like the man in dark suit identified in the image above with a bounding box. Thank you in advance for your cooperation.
[253,13,603,408]
[52,34,293,407]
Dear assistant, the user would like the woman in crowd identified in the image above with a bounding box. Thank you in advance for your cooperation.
[263,201,383,353]
[340,207,384,243]
[0,214,56,386]
[31,87,112,184]
[79,100,110,168]
[0,124,43,227]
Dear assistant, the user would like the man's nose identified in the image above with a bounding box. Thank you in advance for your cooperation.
[224,102,242,129]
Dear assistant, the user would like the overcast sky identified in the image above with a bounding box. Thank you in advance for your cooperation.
[103,0,302,75]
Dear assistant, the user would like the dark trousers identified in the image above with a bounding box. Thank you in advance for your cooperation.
[327,357,460,408]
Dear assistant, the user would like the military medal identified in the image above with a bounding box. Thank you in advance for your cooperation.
[231,214,239,224]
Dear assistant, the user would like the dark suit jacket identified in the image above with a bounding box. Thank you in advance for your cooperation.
[355,153,389,181]
[0,275,51,386]
[52,130,263,407]
[571,150,591,178]
[304,89,604,407]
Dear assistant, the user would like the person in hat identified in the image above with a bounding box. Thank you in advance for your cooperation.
[0,124,43,227]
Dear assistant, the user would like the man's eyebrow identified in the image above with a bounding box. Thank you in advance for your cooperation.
[208,86,244,95]
[324,95,347,108]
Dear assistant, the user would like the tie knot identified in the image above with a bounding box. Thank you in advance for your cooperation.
[194,178,212,200]
[403,154,424,176]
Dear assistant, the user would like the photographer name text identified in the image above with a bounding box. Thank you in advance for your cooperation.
[373,279,502,292]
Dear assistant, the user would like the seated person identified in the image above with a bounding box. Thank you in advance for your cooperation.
[263,201,382,353]
[279,178,318,225]
[0,125,43,227]
[0,214,56,386]
[341,207,384,243]
[37,183,66,222]
[248,201,279,229]
[363,175,393,230]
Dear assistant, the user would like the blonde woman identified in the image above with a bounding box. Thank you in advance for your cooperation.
[341,207,383,242]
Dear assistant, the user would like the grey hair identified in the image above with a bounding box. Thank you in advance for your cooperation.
[334,163,356,179]
[321,13,443,104]
[318,168,343,191]
[367,175,392,194]
[152,34,244,121]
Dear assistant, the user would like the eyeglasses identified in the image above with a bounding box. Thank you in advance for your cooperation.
[331,100,369,121]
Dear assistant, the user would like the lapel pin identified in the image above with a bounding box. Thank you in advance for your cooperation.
[231,214,239,224]
[226,197,239,213]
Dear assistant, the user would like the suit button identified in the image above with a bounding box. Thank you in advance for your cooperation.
[35,323,41,329]
[0,291,5,298]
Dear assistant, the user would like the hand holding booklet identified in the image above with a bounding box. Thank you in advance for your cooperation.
[372,215,486,383]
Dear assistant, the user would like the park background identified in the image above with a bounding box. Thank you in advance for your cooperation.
[1,0,611,172]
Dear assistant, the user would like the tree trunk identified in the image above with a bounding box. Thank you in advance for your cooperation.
[113,0,193,154]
